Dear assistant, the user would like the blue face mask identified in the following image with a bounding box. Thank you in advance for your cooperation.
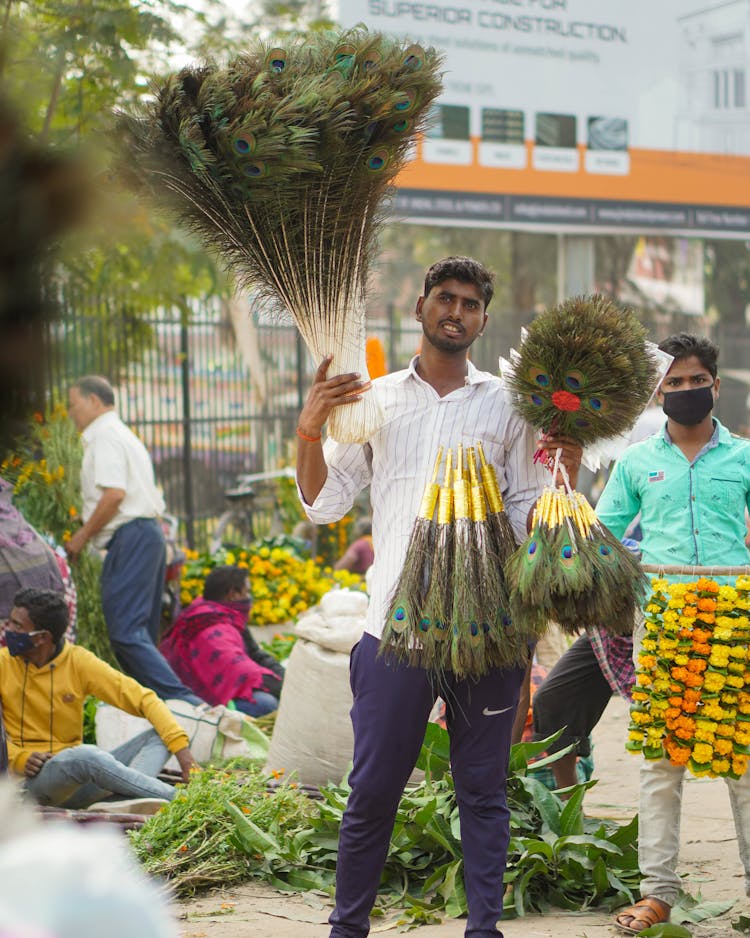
[5,630,44,657]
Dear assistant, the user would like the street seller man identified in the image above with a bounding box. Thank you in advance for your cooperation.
[295,256,582,938]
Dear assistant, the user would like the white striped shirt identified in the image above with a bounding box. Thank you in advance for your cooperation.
[301,358,548,639]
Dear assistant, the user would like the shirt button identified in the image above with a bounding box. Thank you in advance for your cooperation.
[691,495,696,501]
[694,529,699,534]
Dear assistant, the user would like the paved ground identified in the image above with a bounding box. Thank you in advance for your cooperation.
[177,696,748,937]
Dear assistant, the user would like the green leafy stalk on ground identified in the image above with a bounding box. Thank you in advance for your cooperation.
[130,727,642,926]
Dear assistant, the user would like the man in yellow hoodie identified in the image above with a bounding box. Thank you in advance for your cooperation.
[0,587,197,808]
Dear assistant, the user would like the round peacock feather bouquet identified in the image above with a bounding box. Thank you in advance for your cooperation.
[503,294,661,639]
[503,294,659,446]
[118,28,443,443]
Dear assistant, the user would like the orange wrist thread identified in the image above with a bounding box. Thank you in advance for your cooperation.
[296,426,321,443]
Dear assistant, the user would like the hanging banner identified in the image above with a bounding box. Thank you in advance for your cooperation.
[338,0,750,235]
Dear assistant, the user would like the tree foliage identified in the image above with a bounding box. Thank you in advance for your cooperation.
[1,0,228,324]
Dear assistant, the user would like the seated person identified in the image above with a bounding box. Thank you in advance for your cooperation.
[0,588,197,808]
[334,517,374,574]
[160,565,283,717]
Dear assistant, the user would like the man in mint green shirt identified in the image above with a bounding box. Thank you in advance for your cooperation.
[596,333,750,933]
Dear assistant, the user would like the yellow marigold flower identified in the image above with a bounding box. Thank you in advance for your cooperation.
[630,710,653,725]
[68,505,78,517]
[733,755,749,775]
[719,586,738,602]
[692,742,713,763]
[703,672,726,692]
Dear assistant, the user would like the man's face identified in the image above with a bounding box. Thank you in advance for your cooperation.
[5,605,49,660]
[416,278,488,354]
[657,355,719,402]
[67,387,101,431]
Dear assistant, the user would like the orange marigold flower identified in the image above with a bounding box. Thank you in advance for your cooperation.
[667,746,690,766]
[687,658,707,673]
[696,578,720,593]
[697,597,717,612]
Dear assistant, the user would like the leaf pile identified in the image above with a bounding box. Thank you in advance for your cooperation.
[130,761,314,895]
[131,728,641,923]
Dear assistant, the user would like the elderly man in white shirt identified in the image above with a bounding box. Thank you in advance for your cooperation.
[296,256,582,938]
[66,375,202,705]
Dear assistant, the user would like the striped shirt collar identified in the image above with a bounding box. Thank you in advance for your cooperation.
[395,355,494,386]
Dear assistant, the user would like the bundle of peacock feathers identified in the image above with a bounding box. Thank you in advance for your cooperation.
[382,444,532,679]
[502,295,658,637]
[505,485,648,635]
[118,28,443,443]
[503,294,659,449]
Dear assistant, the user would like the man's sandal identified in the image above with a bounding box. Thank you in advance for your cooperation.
[615,896,671,934]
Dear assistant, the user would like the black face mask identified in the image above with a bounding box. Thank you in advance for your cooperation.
[661,384,715,426]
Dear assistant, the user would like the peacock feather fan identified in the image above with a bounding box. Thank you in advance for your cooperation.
[476,441,517,564]
[383,447,443,652]
[506,486,648,637]
[117,28,443,443]
[503,294,659,446]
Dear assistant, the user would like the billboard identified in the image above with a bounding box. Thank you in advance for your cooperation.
[338,0,750,235]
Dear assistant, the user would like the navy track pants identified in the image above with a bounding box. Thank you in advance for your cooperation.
[329,633,525,938]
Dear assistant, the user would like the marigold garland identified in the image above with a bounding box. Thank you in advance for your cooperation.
[627,576,750,779]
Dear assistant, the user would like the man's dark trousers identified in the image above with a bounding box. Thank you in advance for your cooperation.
[329,633,525,938]
[101,517,201,705]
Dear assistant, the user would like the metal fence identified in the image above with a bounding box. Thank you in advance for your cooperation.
[45,292,515,548]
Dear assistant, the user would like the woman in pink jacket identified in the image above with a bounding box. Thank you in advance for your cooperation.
[160,566,283,716]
